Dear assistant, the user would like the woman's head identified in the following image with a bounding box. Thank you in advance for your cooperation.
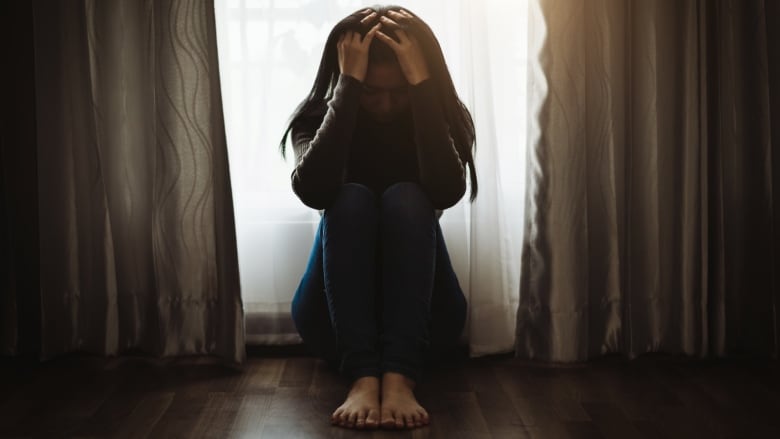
[359,60,408,124]
[281,5,478,202]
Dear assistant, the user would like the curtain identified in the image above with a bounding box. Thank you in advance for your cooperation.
[1,0,245,363]
[517,0,780,361]
[2,1,41,356]
[214,0,538,355]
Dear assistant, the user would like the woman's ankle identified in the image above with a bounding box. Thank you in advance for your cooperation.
[350,375,380,393]
[381,371,416,391]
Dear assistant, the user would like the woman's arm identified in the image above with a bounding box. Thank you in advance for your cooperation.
[290,74,363,210]
[376,10,467,209]
[291,18,381,209]
[408,79,467,209]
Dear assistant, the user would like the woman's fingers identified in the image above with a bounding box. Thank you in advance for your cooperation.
[341,24,381,48]
[360,11,378,25]
[337,20,383,82]
[342,30,356,42]
[376,22,410,46]
[385,10,404,20]
[398,9,415,20]
[379,14,413,44]
[376,11,429,85]
[379,15,403,30]
[394,28,412,45]
[386,9,414,27]
[375,30,400,50]
[362,22,382,46]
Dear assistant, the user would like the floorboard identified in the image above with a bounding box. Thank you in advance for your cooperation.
[0,353,777,438]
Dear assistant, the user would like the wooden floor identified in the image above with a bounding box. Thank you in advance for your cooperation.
[1,351,778,438]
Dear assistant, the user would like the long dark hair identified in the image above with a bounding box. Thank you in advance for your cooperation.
[279,5,478,202]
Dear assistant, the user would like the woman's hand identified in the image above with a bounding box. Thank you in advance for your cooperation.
[337,11,381,82]
[376,9,430,85]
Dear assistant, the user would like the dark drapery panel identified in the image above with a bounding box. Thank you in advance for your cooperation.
[1,0,245,363]
[1,1,41,357]
[517,0,779,361]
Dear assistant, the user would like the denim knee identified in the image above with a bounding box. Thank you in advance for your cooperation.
[326,183,377,217]
[380,182,435,224]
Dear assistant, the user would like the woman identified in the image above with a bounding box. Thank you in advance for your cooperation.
[280,5,478,430]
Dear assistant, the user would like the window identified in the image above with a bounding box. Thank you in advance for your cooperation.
[215,0,541,354]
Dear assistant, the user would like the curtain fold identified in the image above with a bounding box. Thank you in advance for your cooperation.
[2,1,42,356]
[1,0,245,363]
[517,0,779,361]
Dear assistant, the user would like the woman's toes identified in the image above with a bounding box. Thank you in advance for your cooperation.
[356,410,367,429]
[380,410,395,428]
[404,413,415,428]
[331,409,342,424]
[419,409,430,424]
[366,409,380,428]
[394,414,404,429]
[347,411,358,428]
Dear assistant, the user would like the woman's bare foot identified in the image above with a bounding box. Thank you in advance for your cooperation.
[380,372,430,429]
[331,376,381,429]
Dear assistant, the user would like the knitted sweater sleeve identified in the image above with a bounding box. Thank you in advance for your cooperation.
[408,78,467,209]
[290,74,362,210]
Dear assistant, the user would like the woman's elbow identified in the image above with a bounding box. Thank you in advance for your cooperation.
[426,178,467,210]
[291,174,337,210]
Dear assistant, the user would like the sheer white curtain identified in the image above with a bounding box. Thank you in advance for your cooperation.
[214,0,540,356]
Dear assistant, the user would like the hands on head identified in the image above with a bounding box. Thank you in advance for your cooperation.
[336,9,430,85]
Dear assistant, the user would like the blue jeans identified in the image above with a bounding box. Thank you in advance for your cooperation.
[291,182,467,382]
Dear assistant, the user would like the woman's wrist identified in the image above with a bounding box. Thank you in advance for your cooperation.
[406,72,429,86]
[342,70,365,83]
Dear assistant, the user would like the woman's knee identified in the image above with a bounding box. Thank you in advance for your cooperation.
[380,181,435,223]
[325,183,378,221]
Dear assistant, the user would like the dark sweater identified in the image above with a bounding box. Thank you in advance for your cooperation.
[290,74,467,212]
